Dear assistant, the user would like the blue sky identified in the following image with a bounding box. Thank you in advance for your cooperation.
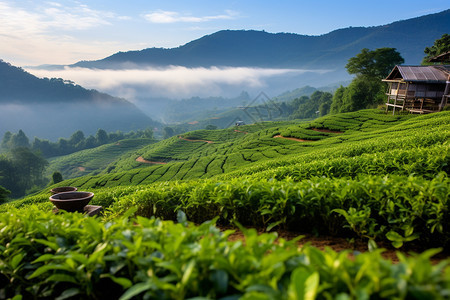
[1,0,448,66]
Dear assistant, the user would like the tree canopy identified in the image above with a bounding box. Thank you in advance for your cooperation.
[0,185,10,203]
[345,48,404,79]
[1,130,30,149]
[51,171,63,185]
[2,128,155,158]
[330,77,385,114]
[290,91,333,119]
[331,47,403,114]
[0,148,48,197]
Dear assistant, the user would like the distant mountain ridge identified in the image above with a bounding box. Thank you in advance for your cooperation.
[0,60,158,140]
[0,60,128,104]
[70,9,450,70]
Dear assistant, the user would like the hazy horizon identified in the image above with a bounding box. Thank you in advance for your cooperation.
[25,66,333,100]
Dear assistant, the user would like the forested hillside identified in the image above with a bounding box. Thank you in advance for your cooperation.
[0,60,158,139]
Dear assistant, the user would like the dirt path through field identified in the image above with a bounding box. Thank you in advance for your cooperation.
[273,135,315,142]
[136,156,167,164]
[234,130,248,134]
[179,136,214,143]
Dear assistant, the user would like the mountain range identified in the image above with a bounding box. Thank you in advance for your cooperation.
[30,9,449,114]
[0,60,158,140]
[68,9,450,70]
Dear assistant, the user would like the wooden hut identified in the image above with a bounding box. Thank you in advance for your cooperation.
[383,65,450,114]
[428,51,450,63]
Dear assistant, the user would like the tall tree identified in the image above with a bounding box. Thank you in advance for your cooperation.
[57,138,70,155]
[1,131,12,150]
[0,185,10,203]
[69,130,85,147]
[290,91,333,119]
[0,156,15,195]
[163,127,175,139]
[85,136,97,148]
[10,147,48,189]
[330,86,346,114]
[95,129,109,145]
[346,48,404,79]
[9,130,30,149]
[331,47,404,113]
[140,128,154,139]
[51,171,63,184]
[341,77,385,112]
[32,138,55,158]
[0,148,48,197]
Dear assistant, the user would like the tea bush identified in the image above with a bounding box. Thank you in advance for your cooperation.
[1,208,449,300]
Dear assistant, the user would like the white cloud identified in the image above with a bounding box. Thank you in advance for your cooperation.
[0,1,120,34]
[0,1,129,65]
[143,9,238,24]
[42,5,112,30]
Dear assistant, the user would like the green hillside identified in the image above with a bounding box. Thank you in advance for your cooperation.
[49,110,431,188]
[46,138,155,180]
[1,109,449,299]
[6,109,449,242]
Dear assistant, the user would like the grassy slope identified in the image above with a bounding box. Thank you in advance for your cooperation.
[46,138,155,179]
[53,110,428,189]
[15,109,447,194]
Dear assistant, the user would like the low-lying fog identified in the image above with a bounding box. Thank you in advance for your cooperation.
[27,66,341,118]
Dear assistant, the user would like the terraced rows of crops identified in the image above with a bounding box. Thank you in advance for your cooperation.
[42,110,446,191]
[46,138,155,179]
[1,109,449,299]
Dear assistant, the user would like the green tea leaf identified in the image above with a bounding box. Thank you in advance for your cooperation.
[32,254,54,264]
[101,274,133,289]
[28,264,73,279]
[386,231,403,242]
[289,268,319,300]
[368,239,378,252]
[266,220,283,232]
[10,253,24,270]
[47,274,78,284]
[119,282,153,300]
[33,238,59,251]
[182,259,196,286]
[56,288,81,300]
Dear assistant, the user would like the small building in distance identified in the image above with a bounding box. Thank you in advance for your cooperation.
[383,64,450,114]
